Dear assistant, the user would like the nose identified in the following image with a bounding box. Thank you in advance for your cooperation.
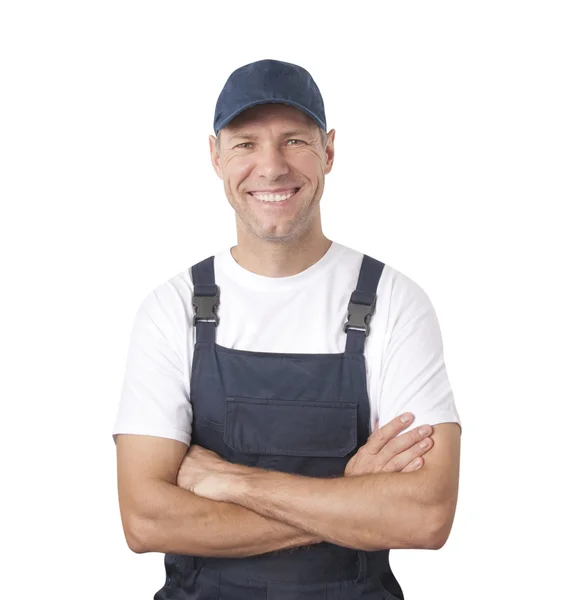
[254,143,290,180]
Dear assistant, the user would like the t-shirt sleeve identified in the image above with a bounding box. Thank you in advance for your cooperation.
[377,298,462,435]
[112,287,192,446]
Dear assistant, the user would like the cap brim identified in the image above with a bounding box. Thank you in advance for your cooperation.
[214,98,325,135]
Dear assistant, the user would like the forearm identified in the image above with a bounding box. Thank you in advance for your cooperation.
[131,479,323,557]
[226,470,452,551]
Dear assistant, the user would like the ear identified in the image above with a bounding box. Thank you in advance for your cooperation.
[323,129,336,175]
[209,135,223,180]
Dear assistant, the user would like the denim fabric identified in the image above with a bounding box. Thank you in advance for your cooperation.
[154,255,403,600]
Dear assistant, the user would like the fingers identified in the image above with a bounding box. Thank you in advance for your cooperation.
[365,414,434,472]
[401,457,424,473]
[383,432,433,471]
[366,412,418,453]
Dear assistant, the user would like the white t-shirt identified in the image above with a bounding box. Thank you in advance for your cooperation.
[112,241,461,446]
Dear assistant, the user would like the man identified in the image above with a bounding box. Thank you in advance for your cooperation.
[113,59,462,599]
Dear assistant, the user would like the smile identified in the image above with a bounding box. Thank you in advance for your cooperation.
[248,188,300,202]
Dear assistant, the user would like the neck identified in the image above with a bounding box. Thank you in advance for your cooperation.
[230,228,332,278]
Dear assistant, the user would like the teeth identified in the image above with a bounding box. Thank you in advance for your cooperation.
[252,191,296,202]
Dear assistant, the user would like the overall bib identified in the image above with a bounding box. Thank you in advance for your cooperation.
[154,254,404,600]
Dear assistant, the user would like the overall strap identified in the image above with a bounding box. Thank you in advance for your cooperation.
[191,256,219,343]
[344,255,385,354]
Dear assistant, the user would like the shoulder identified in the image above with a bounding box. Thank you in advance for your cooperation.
[335,243,434,331]
[377,260,435,335]
[131,260,200,336]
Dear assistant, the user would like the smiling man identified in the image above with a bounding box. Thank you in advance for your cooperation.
[113,59,462,599]
[215,103,330,256]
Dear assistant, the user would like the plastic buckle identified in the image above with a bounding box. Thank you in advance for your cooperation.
[343,296,376,336]
[192,293,220,326]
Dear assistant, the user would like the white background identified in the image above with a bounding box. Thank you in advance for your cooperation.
[1,1,563,598]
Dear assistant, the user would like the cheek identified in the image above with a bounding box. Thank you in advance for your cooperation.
[225,157,255,188]
[291,153,324,178]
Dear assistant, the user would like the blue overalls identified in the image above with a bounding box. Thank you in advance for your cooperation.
[154,253,404,600]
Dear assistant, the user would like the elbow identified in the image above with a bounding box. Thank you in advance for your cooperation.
[126,533,147,555]
[424,526,449,550]
[422,503,456,550]
[123,514,152,554]
[359,509,450,552]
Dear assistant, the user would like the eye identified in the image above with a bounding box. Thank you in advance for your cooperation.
[234,142,254,149]
[286,139,306,146]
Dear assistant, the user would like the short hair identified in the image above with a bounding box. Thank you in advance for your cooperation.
[216,126,327,152]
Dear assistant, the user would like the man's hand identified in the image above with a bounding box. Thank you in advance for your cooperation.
[177,412,434,500]
[344,413,433,477]
[176,445,249,501]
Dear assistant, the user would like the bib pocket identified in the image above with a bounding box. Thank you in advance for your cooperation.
[224,397,357,457]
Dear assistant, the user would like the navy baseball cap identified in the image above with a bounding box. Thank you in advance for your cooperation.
[213,59,327,136]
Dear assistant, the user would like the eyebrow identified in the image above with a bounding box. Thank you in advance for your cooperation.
[228,129,315,142]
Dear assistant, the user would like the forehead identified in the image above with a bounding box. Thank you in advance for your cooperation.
[222,103,317,137]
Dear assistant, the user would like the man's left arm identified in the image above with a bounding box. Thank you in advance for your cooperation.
[199,421,460,552]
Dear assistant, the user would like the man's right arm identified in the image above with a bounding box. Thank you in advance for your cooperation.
[116,433,322,557]
[116,414,432,556]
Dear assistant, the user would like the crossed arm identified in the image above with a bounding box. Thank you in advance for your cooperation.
[117,439,321,557]
[191,422,460,552]
[116,418,460,557]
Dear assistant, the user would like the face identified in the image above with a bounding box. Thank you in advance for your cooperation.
[209,104,335,243]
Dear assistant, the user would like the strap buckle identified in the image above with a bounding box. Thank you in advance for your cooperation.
[343,296,376,337]
[192,292,220,326]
